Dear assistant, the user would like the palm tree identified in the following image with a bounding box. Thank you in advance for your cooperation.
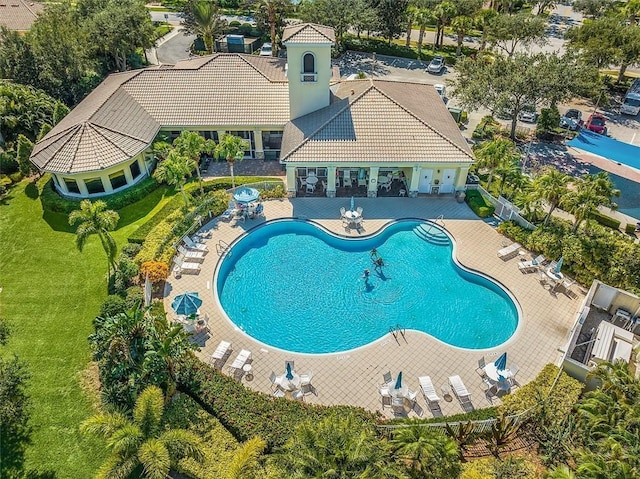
[444,420,477,461]
[405,2,420,48]
[81,386,204,479]
[451,14,474,57]
[433,1,456,49]
[474,138,518,192]
[153,150,197,207]
[391,421,461,477]
[172,130,216,196]
[68,200,120,278]
[215,133,249,188]
[531,167,571,226]
[484,415,522,459]
[191,0,226,54]
[475,8,498,51]
[415,7,436,55]
[273,414,408,478]
[226,437,268,479]
[249,0,293,56]
[564,172,620,233]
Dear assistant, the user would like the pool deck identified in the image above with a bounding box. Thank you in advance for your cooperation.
[164,197,583,418]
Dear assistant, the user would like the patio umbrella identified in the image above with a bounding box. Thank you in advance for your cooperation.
[350,196,355,212]
[554,257,564,273]
[394,371,403,390]
[171,292,202,316]
[233,187,260,204]
[494,352,508,371]
[286,362,294,380]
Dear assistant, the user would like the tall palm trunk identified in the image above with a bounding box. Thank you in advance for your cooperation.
[418,25,426,53]
[228,159,236,188]
[405,19,413,47]
[457,31,464,56]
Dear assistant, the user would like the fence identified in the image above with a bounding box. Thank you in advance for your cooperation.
[474,185,536,230]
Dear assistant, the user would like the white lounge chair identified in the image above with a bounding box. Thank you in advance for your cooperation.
[209,341,231,365]
[177,245,205,262]
[518,254,546,273]
[177,259,201,275]
[183,236,208,252]
[418,376,440,405]
[497,242,521,260]
[229,349,251,373]
[448,375,472,405]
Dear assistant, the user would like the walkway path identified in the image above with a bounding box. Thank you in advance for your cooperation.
[165,197,582,418]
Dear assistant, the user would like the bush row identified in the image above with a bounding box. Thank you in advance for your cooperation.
[590,210,621,230]
[176,356,378,449]
[340,35,473,63]
[498,218,640,293]
[40,176,163,214]
[465,189,495,218]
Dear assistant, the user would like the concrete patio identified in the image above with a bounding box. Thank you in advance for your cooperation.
[164,197,583,418]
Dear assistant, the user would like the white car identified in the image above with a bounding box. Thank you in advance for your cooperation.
[434,84,447,102]
[259,42,272,57]
[427,56,445,74]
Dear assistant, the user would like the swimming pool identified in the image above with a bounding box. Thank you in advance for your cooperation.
[216,220,519,354]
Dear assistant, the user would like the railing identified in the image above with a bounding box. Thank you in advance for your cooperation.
[476,186,536,231]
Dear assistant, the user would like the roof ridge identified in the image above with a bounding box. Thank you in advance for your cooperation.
[236,54,279,83]
[304,23,334,42]
[87,123,150,161]
[37,123,84,171]
[87,70,146,123]
[370,82,474,160]
[19,0,39,17]
[84,124,109,170]
[283,83,376,160]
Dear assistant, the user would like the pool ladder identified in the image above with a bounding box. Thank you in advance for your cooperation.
[216,239,232,257]
[389,324,407,344]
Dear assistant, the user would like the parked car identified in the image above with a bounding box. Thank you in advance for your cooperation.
[560,109,583,130]
[585,113,607,134]
[518,106,538,123]
[259,42,272,56]
[434,84,446,101]
[427,56,445,74]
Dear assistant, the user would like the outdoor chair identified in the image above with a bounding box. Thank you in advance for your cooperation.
[273,388,285,398]
[285,360,295,372]
[561,279,577,298]
[482,379,498,401]
[379,385,391,397]
[306,183,315,193]
[448,375,472,406]
[344,176,352,187]
[183,236,208,252]
[418,376,440,405]
[381,394,391,409]
[269,371,278,390]
[299,178,306,190]
[322,180,327,192]
[177,260,201,275]
[340,207,347,218]
[292,390,305,401]
[391,396,405,414]
[209,341,231,367]
[497,242,521,260]
[382,371,393,385]
[475,357,487,378]
[300,372,313,386]
[177,245,205,262]
[301,382,316,396]
[356,206,363,216]
[406,389,418,406]
[380,182,392,193]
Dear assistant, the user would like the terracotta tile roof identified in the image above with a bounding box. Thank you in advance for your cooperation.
[281,80,474,164]
[0,0,43,31]
[282,23,335,44]
[31,54,290,174]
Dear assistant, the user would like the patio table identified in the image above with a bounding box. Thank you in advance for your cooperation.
[306,175,318,186]
[278,373,301,391]
[484,362,512,382]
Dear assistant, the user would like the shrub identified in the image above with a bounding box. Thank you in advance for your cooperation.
[626,223,638,234]
[465,189,495,218]
[100,295,127,317]
[9,172,23,183]
[0,151,19,174]
[125,286,144,310]
[472,116,501,141]
[140,261,169,283]
[590,210,621,230]
[176,356,377,449]
[121,243,142,258]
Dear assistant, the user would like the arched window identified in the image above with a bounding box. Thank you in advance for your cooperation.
[303,53,315,73]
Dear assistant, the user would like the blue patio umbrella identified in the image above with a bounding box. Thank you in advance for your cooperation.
[171,292,202,316]
[286,362,294,380]
[494,352,508,371]
[394,371,403,390]
[554,257,564,273]
[233,187,260,204]
[350,196,355,212]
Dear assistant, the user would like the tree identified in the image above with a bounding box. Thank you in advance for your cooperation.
[391,422,461,478]
[475,8,498,51]
[572,0,617,18]
[81,386,205,479]
[153,150,198,206]
[273,413,408,478]
[16,135,35,176]
[299,0,355,44]
[534,0,557,15]
[485,12,547,58]
[473,138,519,191]
[433,1,456,49]
[451,14,474,57]
[187,0,228,54]
[248,0,293,56]
[215,133,249,188]
[172,130,215,195]
[226,437,269,479]
[88,0,156,72]
[484,415,522,459]
[0,81,59,143]
[450,53,597,139]
[370,0,410,46]
[564,172,620,233]
[531,167,571,226]
[68,200,120,278]
[351,0,380,39]
[0,27,39,88]
[414,2,438,54]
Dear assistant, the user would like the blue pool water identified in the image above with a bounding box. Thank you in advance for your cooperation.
[216,220,519,354]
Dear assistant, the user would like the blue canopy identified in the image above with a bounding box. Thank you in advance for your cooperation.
[233,187,260,203]
[394,371,403,390]
[494,352,507,371]
[171,292,202,316]
[554,257,564,273]
[286,362,294,380]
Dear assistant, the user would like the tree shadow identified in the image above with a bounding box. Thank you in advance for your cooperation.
[24,181,39,199]
[24,469,57,479]
[42,209,75,233]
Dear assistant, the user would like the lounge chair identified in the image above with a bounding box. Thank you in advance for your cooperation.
[209,341,231,367]
[448,375,472,405]
[177,260,201,275]
[518,254,546,273]
[418,376,440,405]
[177,245,205,262]
[183,236,208,252]
[497,242,521,260]
[220,208,235,221]
[229,349,251,373]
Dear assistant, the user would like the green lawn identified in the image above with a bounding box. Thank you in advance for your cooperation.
[0,178,175,477]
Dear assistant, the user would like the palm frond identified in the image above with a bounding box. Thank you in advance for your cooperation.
[133,385,164,437]
[138,438,171,479]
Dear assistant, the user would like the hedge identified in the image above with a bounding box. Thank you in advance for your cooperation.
[591,210,621,230]
[626,223,638,234]
[176,356,378,449]
[388,406,498,426]
[40,176,163,214]
[465,189,495,218]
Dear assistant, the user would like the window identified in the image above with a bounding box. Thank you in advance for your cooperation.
[203,131,219,142]
[109,170,128,190]
[227,131,254,157]
[85,177,105,194]
[63,177,80,194]
[303,53,315,73]
[261,131,283,150]
[130,160,141,179]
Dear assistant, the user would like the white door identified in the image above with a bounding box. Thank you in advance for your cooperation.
[440,168,456,193]
[418,169,433,193]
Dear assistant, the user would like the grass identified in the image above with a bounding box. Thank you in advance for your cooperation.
[0,178,175,477]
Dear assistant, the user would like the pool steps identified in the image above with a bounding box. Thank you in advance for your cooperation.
[413,224,451,246]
